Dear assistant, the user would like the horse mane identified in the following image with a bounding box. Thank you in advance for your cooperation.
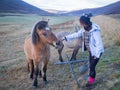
[32,21,48,44]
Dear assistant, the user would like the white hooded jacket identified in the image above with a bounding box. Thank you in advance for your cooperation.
[65,23,104,58]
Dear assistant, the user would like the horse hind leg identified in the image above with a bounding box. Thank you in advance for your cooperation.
[38,64,42,78]
[70,45,80,61]
[27,62,30,72]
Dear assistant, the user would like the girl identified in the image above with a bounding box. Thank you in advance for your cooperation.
[62,13,104,87]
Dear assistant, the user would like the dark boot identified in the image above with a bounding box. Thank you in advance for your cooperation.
[86,82,93,87]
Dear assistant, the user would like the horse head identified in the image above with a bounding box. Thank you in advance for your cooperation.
[32,21,58,47]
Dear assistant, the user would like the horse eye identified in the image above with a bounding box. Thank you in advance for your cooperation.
[43,33,47,36]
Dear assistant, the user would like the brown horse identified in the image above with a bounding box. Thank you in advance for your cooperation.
[24,21,58,87]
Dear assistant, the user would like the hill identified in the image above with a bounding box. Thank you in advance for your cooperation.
[62,1,120,16]
[0,0,53,15]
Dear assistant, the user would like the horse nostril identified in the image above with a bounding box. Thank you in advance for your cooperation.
[56,40,60,45]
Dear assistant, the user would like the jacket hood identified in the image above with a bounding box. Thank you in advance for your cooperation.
[90,23,100,32]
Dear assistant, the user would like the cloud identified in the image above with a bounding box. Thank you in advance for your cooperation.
[22,0,119,11]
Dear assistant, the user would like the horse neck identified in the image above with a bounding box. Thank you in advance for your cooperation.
[34,41,48,50]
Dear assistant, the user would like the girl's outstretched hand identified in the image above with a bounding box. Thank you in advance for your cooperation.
[61,37,65,41]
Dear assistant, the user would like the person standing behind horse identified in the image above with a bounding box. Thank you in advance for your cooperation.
[62,13,104,87]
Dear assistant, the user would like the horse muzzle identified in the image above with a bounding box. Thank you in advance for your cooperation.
[52,40,60,49]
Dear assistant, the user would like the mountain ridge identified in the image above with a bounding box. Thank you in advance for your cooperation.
[0,0,53,15]
[61,1,120,16]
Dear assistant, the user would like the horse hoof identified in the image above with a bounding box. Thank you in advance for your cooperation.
[30,77,33,80]
[60,60,64,62]
[33,83,37,87]
[39,74,42,78]
[39,75,42,78]
[33,79,38,87]
[30,77,33,79]
[70,59,76,61]
[30,74,33,79]
[32,85,37,89]
[44,81,48,85]
[70,59,73,61]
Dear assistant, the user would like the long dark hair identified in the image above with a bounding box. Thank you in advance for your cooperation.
[32,21,48,44]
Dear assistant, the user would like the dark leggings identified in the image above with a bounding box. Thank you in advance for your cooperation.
[89,52,102,78]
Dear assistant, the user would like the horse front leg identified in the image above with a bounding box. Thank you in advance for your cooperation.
[39,70,42,78]
[70,45,80,61]
[42,61,48,84]
[58,42,64,62]
[58,49,64,62]
[28,59,34,79]
[33,61,39,87]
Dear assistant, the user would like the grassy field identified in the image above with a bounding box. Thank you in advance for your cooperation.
[0,13,120,90]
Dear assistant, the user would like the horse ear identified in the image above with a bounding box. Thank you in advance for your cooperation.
[73,21,79,32]
[48,19,50,22]
[32,26,40,44]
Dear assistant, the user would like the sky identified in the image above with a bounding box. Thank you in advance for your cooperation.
[22,0,119,11]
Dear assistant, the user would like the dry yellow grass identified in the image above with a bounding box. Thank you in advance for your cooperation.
[92,15,120,47]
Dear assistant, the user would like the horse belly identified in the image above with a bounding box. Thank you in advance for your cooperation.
[63,39,81,48]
